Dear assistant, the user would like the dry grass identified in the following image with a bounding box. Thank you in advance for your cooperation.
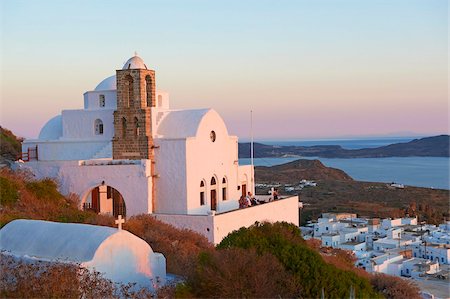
[124,214,213,275]
[371,273,421,299]
[0,168,115,227]
[184,247,300,298]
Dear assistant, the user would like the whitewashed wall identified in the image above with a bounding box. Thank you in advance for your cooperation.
[83,90,117,110]
[22,140,110,161]
[154,139,187,214]
[20,160,152,216]
[185,110,243,215]
[62,109,114,140]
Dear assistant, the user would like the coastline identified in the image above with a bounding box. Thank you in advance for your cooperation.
[241,156,450,190]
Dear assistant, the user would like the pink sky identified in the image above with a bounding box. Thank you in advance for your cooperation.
[1,0,448,140]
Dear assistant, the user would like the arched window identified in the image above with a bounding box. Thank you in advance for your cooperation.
[222,177,227,201]
[134,117,140,136]
[94,119,103,135]
[125,75,133,107]
[200,180,206,206]
[158,95,163,107]
[121,117,127,138]
[210,177,217,211]
[145,75,152,107]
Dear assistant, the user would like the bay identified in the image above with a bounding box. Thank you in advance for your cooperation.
[239,137,449,190]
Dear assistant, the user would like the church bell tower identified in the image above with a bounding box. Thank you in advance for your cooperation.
[112,55,156,160]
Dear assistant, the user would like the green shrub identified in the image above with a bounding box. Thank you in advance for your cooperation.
[186,247,299,298]
[218,222,382,299]
[25,179,64,203]
[0,177,19,205]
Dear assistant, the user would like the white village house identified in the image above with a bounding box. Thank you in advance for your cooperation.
[0,219,166,290]
[19,55,299,244]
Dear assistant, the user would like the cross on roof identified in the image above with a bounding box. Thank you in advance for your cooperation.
[115,215,125,230]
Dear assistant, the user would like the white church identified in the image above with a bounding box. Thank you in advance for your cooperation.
[20,55,299,244]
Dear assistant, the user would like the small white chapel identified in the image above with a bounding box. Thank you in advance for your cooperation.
[0,219,166,290]
[20,55,299,244]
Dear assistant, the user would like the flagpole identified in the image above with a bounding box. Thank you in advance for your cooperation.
[250,110,254,194]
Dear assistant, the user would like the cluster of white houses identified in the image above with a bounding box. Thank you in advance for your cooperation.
[302,213,450,279]
[18,55,300,244]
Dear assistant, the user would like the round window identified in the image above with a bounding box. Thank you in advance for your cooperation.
[210,131,216,142]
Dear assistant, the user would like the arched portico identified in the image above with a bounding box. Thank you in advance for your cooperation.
[82,184,126,217]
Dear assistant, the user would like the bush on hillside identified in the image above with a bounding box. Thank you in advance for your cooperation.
[25,178,64,203]
[306,238,370,279]
[182,247,300,298]
[217,222,381,298]
[124,214,213,275]
[0,126,22,161]
[0,176,19,205]
[371,273,421,299]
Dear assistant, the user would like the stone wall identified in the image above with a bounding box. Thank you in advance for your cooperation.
[112,68,156,160]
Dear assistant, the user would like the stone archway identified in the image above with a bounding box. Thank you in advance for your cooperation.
[82,185,126,217]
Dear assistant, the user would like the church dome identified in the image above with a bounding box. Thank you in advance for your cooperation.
[39,115,63,140]
[94,75,116,91]
[122,55,148,70]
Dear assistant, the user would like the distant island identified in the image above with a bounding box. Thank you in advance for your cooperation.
[239,135,449,158]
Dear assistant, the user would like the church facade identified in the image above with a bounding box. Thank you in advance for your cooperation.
[21,55,299,243]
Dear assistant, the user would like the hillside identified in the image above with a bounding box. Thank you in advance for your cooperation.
[0,169,420,298]
[253,160,449,225]
[0,126,23,162]
[239,135,450,158]
[255,159,353,183]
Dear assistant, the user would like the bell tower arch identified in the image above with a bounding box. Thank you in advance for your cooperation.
[112,55,156,160]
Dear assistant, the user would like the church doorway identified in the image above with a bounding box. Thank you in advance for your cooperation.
[83,185,126,217]
[211,190,217,211]
[241,184,247,197]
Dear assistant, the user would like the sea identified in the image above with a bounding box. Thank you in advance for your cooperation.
[239,137,450,190]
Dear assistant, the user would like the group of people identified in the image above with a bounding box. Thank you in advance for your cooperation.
[239,192,262,208]
[238,188,280,209]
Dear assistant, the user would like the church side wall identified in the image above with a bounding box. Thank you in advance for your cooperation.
[154,139,187,214]
[22,140,109,161]
[83,90,117,110]
[62,109,114,140]
[185,112,240,215]
[19,160,151,216]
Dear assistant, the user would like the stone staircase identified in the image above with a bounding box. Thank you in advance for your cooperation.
[92,142,112,159]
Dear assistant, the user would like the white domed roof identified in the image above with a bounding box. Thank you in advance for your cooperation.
[122,55,148,70]
[93,55,148,91]
[39,115,62,140]
[95,75,116,91]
